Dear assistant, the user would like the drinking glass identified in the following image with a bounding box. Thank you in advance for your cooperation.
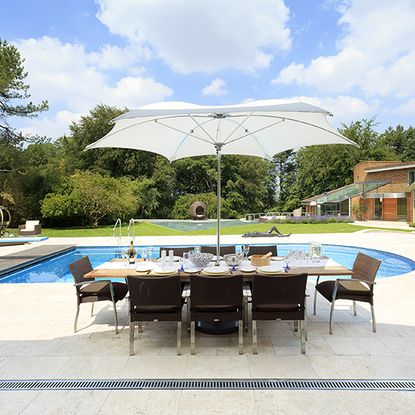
[243,245,250,259]
[183,252,190,268]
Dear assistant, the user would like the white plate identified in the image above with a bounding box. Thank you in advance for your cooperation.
[150,271,178,276]
[257,265,284,274]
[201,266,228,275]
[157,256,181,262]
[151,266,178,274]
[135,264,152,272]
[240,265,256,273]
[271,256,286,261]
[184,268,200,274]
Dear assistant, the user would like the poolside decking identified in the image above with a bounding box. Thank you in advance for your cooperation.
[0,244,74,276]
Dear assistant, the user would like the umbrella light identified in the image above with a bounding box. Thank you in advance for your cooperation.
[86,100,356,262]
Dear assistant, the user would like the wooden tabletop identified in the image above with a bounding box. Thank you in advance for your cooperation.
[84,262,353,280]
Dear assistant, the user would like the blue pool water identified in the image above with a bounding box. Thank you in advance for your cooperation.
[1,244,414,284]
[149,219,251,231]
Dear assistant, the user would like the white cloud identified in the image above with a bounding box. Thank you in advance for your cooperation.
[12,36,174,138]
[96,0,291,74]
[202,78,227,96]
[247,95,378,125]
[273,0,415,98]
[397,98,415,115]
[19,110,82,138]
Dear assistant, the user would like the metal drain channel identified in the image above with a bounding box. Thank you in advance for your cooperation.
[1,379,415,392]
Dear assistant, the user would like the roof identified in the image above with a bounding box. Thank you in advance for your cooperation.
[302,180,390,204]
[366,163,415,173]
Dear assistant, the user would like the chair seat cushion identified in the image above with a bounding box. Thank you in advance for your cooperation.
[191,304,238,312]
[254,303,301,312]
[80,281,128,302]
[316,280,371,303]
[133,305,180,313]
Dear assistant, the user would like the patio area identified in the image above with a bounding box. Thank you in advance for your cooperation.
[1,230,415,414]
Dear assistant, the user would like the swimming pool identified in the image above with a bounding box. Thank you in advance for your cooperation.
[148,219,251,231]
[1,243,414,284]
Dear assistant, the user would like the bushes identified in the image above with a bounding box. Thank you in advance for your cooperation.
[267,215,353,224]
[409,222,415,228]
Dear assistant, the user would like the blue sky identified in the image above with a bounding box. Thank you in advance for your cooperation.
[2,0,415,138]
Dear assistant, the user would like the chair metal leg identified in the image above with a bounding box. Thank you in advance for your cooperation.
[304,296,308,341]
[190,321,196,355]
[238,320,243,355]
[313,275,320,315]
[187,298,191,332]
[129,321,134,356]
[112,300,119,334]
[371,304,376,333]
[177,321,182,356]
[138,322,143,333]
[293,320,298,333]
[74,302,80,333]
[90,302,94,317]
[329,300,335,335]
[300,320,306,354]
[252,320,258,354]
[353,300,357,316]
[243,296,249,333]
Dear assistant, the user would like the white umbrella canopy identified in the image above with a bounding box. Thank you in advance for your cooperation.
[86,99,356,261]
[87,100,355,161]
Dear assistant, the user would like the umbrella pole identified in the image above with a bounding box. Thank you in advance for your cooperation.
[216,145,222,266]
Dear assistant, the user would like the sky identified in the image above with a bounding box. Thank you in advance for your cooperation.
[1,0,415,139]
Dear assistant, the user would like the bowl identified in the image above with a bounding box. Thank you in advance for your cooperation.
[250,255,271,267]
[189,252,214,268]
[223,253,244,268]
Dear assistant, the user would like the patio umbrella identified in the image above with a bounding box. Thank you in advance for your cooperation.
[86,100,356,261]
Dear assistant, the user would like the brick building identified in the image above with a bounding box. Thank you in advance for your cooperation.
[302,161,415,222]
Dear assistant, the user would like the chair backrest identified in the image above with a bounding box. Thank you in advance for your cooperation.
[69,256,94,285]
[190,275,243,308]
[127,275,181,310]
[200,245,236,255]
[252,273,308,309]
[248,245,277,256]
[352,253,381,282]
[162,247,194,257]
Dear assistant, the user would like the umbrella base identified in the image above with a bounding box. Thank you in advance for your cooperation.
[196,320,238,335]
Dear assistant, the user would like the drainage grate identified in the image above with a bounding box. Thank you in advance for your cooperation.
[1,379,415,392]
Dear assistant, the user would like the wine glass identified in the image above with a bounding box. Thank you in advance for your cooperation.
[243,245,250,260]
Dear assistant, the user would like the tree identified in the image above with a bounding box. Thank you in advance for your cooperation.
[0,39,48,141]
[41,171,137,226]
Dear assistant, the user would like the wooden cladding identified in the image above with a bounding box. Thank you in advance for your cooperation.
[382,198,397,221]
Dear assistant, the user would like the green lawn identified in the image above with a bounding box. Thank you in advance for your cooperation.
[6,221,410,237]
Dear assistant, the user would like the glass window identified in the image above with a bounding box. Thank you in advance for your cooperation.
[397,198,407,220]
[409,171,415,185]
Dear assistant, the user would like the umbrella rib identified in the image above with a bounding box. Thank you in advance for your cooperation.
[154,119,214,145]
[189,115,216,144]
[222,112,253,144]
[225,119,285,145]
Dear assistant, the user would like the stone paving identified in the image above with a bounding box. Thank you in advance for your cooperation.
[0,230,414,414]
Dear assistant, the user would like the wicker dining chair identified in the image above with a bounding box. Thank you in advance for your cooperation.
[126,275,183,355]
[252,273,308,354]
[247,245,278,257]
[200,245,236,255]
[313,252,381,334]
[69,256,128,334]
[190,274,244,355]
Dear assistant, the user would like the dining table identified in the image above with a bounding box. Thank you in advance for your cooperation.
[84,256,353,335]
[84,256,354,280]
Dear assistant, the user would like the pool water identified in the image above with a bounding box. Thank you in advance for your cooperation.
[149,219,251,231]
[1,244,414,284]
